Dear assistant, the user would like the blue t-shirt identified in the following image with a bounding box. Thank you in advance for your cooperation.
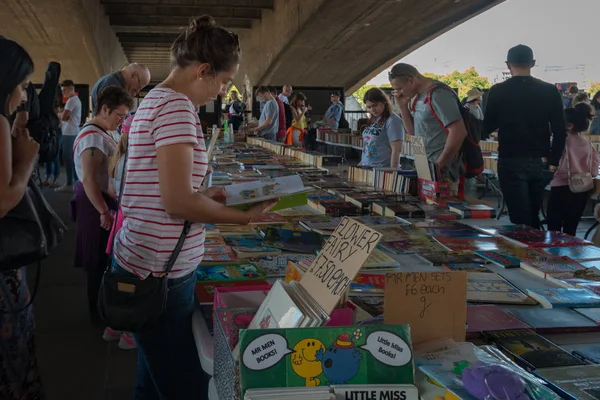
[324,101,344,129]
[361,113,405,167]
[259,98,279,140]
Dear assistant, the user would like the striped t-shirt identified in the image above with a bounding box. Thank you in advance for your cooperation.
[114,88,208,279]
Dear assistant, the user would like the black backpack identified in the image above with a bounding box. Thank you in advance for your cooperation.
[30,62,61,163]
[416,84,484,178]
[283,103,293,130]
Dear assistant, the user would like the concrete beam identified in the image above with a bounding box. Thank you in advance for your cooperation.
[109,15,254,29]
[101,0,275,8]
[0,0,126,87]
[104,4,263,19]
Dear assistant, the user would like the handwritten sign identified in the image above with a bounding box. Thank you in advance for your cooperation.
[384,271,466,345]
[300,217,382,314]
[411,136,433,181]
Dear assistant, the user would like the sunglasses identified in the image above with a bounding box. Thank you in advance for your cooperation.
[388,72,413,80]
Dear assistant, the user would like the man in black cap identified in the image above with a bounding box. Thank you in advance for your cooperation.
[484,45,566,229]
[324,91,344,129]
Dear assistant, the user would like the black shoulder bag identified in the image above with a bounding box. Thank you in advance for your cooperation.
[0,178,67,311]
[97,149,192,333]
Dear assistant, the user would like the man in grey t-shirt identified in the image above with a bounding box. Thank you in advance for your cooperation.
[91,63,150,114]
[250,86,279,140]
[389,63,467,195]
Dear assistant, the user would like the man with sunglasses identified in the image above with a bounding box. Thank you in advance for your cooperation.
[389,63,467,196]
[91,63,150,115]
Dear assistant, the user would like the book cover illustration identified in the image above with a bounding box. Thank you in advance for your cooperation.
[239,325,414,395]
[251,254,315,278]
[475,251,522,268]
[204,237,226,246]
[195,263,266,283]
[200,252,237,263]
[542,246,600,261]
[262,228,323,254]
[376,226,428,241]
[526,288,600,308]
[419,251,488,266]
[466,272,534,304]
[483,329,585,370]
[224,235,264,247]
[445,263,493,273]
[521,256,587,278]
[490,225,592,248]
[419,226,493,239]
[362,249,401,269]
[380,238,445,255]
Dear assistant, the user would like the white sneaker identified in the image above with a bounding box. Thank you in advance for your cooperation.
[102,327,122,342]
[55,184,73,193]
[118,333,136,350]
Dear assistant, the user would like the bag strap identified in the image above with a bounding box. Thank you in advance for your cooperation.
[5,262,42,314]
[107,137,191,276]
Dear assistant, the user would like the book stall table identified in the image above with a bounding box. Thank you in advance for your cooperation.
[196,137,600,400]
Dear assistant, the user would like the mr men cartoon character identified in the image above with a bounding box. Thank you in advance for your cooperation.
[316,334,362,385]
[291,338,325,386]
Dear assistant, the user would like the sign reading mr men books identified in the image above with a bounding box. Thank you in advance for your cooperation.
[300,217,383,314]
[239,325,414,395]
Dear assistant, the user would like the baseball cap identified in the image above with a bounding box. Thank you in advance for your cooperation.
[506,45,534,64]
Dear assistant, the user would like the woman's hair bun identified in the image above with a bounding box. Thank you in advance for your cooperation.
[574,102,594,120]
[189,15,216,32]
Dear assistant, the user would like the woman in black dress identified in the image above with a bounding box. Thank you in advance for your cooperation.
[0,37,45,399]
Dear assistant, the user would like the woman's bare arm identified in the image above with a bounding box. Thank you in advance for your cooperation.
[156,143,257,224]
[80,148,110,214]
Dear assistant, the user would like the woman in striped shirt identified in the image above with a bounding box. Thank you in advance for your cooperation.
[113,15,276,398]
[71,86,133,326]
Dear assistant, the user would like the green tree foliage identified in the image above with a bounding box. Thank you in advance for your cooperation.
[352,67,491,106]
[588,82,600,98]
[425,67,491,99]
[353,84,392,107]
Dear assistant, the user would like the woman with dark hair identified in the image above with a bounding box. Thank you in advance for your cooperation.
[590,91,600,134]
[71,86,133,326]
[360,87,404,168]
[285,92,308,146]
[112,15,277,397]
[0,37,44,399]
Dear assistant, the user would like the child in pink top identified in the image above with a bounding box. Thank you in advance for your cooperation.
[547,103,599,235]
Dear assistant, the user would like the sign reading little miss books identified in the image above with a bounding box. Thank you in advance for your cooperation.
[300,217,383,314]
[239,325,414,395]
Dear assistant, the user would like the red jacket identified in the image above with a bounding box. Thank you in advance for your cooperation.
[274,96,287,139]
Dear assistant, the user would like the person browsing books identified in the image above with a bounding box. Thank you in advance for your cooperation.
[359,88,404,168]
[250,85,279,140]
[112,15,277,399]
[547,103,599,236]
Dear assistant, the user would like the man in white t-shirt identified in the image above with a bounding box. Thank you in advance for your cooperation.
[56,80,82,192]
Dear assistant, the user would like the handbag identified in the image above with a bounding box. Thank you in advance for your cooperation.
[566,141,595,193]
[0,178,67,311]
[97,150,192,333]
[0,178,66,269]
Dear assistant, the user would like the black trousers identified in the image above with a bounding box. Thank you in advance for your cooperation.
[498,157,554,229]
[547,185,589,236]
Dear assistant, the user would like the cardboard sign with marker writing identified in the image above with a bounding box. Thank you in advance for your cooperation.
[300,217,382,314]
[411,136,433,181]
[384,271,467,345]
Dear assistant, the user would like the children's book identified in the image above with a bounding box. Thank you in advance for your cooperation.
[251,254,315,278]
[224,235,264,247]
[204,245,232,254]
[526,288,600,308]
[238,325,414,395]
[224,175,313,209]
[204,237,226,246]
[483,329,585,370]
[232,246,282,259]
[448,203,496,219]
[475,250,522,268]
[466,272,533,304]
[362,248,402,269]
[534,365,600,400]
[200,252,237,264]
[195,263,266,283]
[380,239,445,255]
[444,263,493,273]
[349,295,385,317]
[417,251,488,266]
[520,256,587,279]
[262,228,323,254]
[542,246,600,261]
[434,237,507,252]
[487,224,593,248]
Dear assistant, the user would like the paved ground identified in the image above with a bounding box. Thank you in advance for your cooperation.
[30,185,137,400]
[28,175,596,399]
